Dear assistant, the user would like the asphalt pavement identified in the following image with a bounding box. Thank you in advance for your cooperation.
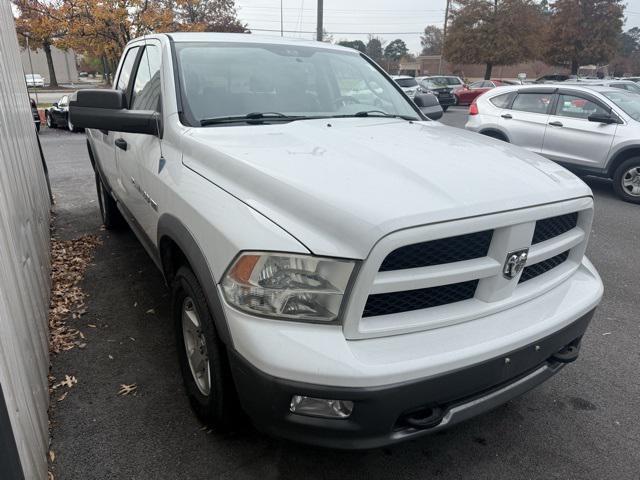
[44,113,640,480]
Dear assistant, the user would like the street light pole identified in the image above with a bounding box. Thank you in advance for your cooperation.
[25,34,39,106]
[280,0,284,37]
[316,0,323,41]
[438,0,451,75]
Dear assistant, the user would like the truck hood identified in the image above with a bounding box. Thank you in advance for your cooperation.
[182,118,591,259]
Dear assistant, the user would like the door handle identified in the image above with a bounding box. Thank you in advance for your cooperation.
[501,113,512,119]
[115,138,128,151]
[548,121,563,127]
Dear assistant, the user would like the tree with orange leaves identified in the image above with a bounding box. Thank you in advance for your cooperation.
[13,0,66,87]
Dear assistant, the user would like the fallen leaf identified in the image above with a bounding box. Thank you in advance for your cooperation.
[87,324,97,328]
[602,332,612,336]
[145,309,155,314]
[118,383,138,396]
[52,375,77,390]
[134,302,138,307]
[48,471,55,480]
[108,355,114,360]
[57,392,68,402]
[49,450,55,462]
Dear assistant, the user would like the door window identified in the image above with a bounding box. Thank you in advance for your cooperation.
[116,46,141,94]
[490,92,514,108]
[511,92,553,114]
[555,94,608,119]
[469,81,484,88]
[130,45,162,111]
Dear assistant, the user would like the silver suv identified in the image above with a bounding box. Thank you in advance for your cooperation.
[466,84,640,203]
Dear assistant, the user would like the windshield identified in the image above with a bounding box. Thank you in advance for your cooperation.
[395,77,418,88]
[603,90,640,121]
[420,79,447,89]
[429,76,461,86]
[175,42,420,125]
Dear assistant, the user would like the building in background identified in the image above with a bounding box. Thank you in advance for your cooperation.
[20,44,79,85]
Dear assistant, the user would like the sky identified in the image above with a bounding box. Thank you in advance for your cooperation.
[234,0,640,55]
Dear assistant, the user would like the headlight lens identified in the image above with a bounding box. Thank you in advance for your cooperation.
[221,252,355,322]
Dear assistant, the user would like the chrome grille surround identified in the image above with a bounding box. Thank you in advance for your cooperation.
[342,197,594,340]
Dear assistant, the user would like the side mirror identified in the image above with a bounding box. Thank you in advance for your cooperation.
[69,89,161,136]
[413,93,444,120]
[52,102,58,108]
[588,112,618,124]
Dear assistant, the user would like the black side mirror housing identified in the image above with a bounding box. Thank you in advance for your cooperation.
[69,89,161,136]
[588,112,619,124]
[413,93,444,120]
[52,102,58,108]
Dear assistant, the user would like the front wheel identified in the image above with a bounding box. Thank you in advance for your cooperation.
[613,157,640,204]
[442,105,449,112]
[95,171,124,228]
[46,113,54,129]
[173,266,239,431]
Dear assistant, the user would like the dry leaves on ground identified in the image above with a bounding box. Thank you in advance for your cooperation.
[118,383,138,396]
[49,235,101,354]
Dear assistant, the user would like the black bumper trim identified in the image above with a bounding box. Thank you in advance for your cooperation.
[229,308,595,449]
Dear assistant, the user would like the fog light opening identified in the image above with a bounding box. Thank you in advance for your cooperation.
[290,395,354,419]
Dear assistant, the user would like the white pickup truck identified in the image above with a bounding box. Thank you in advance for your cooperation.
[70,33,603,449]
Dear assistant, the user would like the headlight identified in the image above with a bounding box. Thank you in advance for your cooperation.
[221,252,355,322]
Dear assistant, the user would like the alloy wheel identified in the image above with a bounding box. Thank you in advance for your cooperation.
[182,297,211,396]
[622,166,640,197]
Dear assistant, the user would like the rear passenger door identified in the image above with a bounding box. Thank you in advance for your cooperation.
[498,90,554,153]
[541,91,618,168]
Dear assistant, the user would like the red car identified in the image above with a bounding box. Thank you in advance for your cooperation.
[455,79,511,105]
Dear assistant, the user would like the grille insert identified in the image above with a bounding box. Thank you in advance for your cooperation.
[380,231,493,272]
[519,251,570,283]
[362,280,478,317]
[532,213,578,245]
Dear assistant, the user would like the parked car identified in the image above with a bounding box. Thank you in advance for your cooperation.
[45,95,81,132]
[455,80,509,105]
[564,79,640,94]
[69,33,602,449]
[25,73,45,87]
[391,75,420,98]
[465,84,640,203]
[535,74,572,83]
[622,76,640,83]
[30,98,40,132]
[415,77,456,111]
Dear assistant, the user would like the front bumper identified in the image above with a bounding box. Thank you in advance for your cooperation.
[229,308,594,449]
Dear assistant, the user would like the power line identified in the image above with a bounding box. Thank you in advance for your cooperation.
[250,28,426,35]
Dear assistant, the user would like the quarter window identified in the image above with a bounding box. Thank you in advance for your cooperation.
[555,94,608,119]
[131,45,162,111]
[511,92,553,114]
[490,92,513,108]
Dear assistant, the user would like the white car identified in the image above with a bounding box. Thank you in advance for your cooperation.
[465,84,640,203]
[25,73,45,87]
[69,33,603,449]
[391,75,420,98]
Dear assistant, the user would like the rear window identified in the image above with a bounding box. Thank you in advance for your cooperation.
[511,92,553,114]
[490,92,513,108]
[396,78,418,87]
[430,76,461,86]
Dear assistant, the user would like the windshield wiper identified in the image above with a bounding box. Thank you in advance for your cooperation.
[332,110,418,121]
[200,112,309,126]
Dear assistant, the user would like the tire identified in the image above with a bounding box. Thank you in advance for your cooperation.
[173,265,238,431]
[612,157,640,204]
[442,105,449,112]
[481,131,509,142]
[68,116,78,133]
[46,113,54,129]
[95,171,124,229]
[35,122,40,133]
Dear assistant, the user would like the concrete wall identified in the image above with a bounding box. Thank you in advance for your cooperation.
[21,44,79,84]
[0,2,52,479]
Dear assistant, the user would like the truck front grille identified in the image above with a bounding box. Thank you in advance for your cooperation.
[362,280,478,317]
[519,250,570,283]
[379,230,492,271]
[532,212,578,244]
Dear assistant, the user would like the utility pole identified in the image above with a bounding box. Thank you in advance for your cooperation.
[25,34,39,106]
[316,0,323,41]
[438,0,451,74]
[280,0,284,37]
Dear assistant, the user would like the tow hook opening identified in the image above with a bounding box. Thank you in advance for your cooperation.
[398,405,445,430]
[551,337,582,364]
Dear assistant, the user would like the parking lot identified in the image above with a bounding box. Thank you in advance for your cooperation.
[45,113,640,480]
